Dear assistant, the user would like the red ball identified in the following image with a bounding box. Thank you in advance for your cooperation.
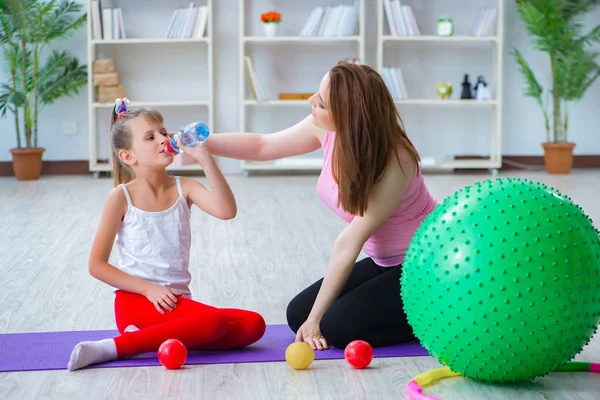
[158,339,188,370]
[344,340,373,369]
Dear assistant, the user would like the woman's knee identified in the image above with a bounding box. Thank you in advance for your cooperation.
[319,313,355,349]
[286,298,302,333]
[286,292,313,333]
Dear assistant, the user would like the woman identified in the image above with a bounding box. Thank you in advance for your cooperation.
[205,62,438,350]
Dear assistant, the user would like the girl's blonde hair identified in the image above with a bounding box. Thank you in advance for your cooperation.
[109,100,164,186]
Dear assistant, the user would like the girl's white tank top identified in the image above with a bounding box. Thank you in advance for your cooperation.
[115,176,192,298]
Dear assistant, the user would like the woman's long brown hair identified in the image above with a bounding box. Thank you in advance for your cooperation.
[328,62,421,216]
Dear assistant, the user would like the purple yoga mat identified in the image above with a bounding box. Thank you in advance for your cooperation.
[0,324,428,372]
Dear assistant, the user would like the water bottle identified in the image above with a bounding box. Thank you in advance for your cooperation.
[164,121,210,153]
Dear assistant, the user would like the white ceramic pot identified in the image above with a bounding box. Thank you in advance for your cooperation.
[263,23,278,37]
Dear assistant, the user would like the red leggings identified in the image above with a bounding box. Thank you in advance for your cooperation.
[113,290,266,358]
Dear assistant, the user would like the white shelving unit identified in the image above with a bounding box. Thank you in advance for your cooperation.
[377,0,504,172]
[239,0,365,173]
[87,0,213,175]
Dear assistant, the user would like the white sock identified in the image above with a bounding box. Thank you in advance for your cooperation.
[67,339,118,371]
[124,325,139,332]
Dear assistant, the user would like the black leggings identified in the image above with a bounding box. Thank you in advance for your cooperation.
[286,257,415,349]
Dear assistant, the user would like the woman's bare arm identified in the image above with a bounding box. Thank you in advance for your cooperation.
[204,115,325,161]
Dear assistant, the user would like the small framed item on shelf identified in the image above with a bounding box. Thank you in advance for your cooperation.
[436,16,453,36]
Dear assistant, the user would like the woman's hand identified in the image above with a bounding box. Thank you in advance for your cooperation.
[295,319,328,350]
[144,283,182,314]
[176,137,211,160]
[167,129,211,161]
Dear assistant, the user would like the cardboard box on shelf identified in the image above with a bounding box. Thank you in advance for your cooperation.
[97,84,126,103]
[93,72,120,87]
[92,59,116,74]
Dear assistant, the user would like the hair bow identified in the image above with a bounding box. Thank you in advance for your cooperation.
[115,97,130,120]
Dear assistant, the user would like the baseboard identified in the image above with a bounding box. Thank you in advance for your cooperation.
[1,156,599,177]
[0,160,90,176]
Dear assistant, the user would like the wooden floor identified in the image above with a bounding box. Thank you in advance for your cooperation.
[1,170,600,400]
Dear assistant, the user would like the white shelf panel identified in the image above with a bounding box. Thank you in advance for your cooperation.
[240,157,498,172]
[382,35,498,42]
[394,99,497,106]
[243,157,323,171]
[93,100,209,108]
[90,165,203,173]
[167,164,203,171]
[244,100,310,106]
[91,38,210,45]
[419,158,500,171]
[243,36,361,43]
[445,159,500,169]
[91,163,111,172]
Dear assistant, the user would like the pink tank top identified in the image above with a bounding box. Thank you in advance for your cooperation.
[316,131,438,267]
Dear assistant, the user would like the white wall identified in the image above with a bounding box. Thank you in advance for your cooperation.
[0,0,599,172]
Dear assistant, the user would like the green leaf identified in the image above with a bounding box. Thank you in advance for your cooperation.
[554,41,600,101]
[38,56,87,105]
[512,49,543,102]
[31,1,86,44]
[562,0,600,20]
[0,83,25,116]
[577,25,600,46]
[36,49,71,86]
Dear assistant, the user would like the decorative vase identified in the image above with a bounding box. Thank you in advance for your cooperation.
[541,142,576,174]
[10,147,45,180]
[263,23,278,37]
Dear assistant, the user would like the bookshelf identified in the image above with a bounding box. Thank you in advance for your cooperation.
[86,0,213,175]
[377,0,504,173]
[239,0,365,173]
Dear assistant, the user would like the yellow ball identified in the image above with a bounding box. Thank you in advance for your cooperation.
[285,342,314,370]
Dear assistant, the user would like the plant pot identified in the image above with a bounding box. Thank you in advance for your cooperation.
[263,23,279,37]
[541,142,575,174]
[9,147,45,180]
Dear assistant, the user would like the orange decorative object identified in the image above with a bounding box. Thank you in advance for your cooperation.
[261,11,281,23]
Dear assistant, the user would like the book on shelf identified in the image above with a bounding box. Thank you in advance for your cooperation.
[382,66,408,100]
[468,6,497,36]
[90,2,125,40]
[299,1,359,37]
[166,3,208,39]
[383,0,420,36]
[244,56,267,101]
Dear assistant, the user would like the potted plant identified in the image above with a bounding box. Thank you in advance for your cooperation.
[0,0,87,180]
[261,10,281,37]
[513,0,600,174]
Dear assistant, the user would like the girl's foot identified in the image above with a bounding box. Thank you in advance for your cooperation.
[67,339,118,371]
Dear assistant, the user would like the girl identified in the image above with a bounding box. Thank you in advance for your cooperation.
[67,98,266,371]
[203,62,438,350]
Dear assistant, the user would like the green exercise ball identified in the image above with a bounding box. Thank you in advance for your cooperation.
[401,177,600,382]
